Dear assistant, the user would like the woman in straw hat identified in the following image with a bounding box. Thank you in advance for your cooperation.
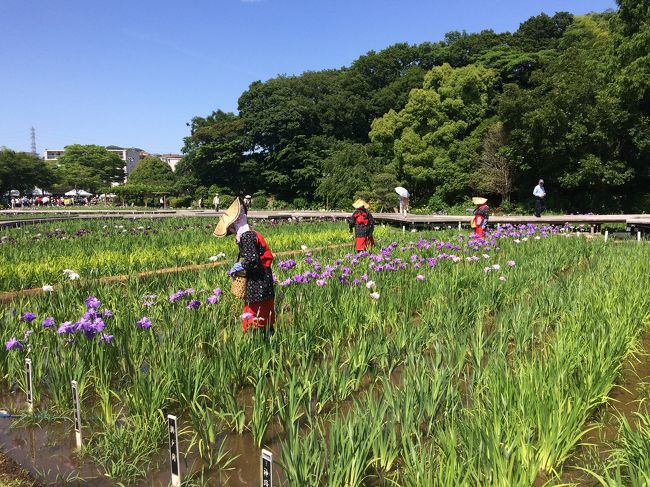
[471,197,489,238]
[214,197,275,335]
[347,199,375,253]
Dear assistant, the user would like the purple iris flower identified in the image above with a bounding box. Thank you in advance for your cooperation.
[206,295,218,304]
[42,317,56,328]
[137,317,152,330]
[83,309,98,321]
[213,288,223,297]
[316,279,326,287]
[85,296,101,309]
[102,309,113,318]
[5,337,22,351]
[92,318,106,333]
[186,300,201,309]
[57,321,74,334]
[100,333,114,344]
[21,312,37,323]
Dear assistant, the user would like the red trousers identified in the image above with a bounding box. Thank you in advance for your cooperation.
[355,236,375,251]
[242,299,275,333]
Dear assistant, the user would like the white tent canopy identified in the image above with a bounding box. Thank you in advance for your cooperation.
[64,189,93,197]
[98,193,117,198]
[29,187,52,196]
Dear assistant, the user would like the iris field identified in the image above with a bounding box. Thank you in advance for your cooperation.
[1,219,649,486]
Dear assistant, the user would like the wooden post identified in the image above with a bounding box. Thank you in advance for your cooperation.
[25,359,33,413]
[168,415,181,487]
[71,380,82,448]
[261,448,273,487]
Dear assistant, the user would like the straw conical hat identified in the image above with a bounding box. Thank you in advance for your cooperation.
[471,197,487,205]
[352,199,369,209]
[213,198,243,237]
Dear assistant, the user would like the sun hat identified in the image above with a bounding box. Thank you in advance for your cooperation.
[471,197,488,205]
[213,198,243,237]
[352,199,369,209]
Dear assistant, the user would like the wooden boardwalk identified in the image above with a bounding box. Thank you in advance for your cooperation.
[1,209,649,232]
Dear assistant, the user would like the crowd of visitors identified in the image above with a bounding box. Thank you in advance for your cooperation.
[9,196,93,208]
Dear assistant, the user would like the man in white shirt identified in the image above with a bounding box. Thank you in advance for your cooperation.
[213,194,220,211]
[533,179,546,217]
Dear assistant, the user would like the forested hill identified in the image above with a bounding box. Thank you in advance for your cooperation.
[178,1,649,213]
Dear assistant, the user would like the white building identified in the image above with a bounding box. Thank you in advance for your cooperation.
[157,153,183,172]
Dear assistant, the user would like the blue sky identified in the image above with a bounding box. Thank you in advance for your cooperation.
[0,0,616,155]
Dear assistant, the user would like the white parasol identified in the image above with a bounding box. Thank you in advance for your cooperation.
[394,187,409,198]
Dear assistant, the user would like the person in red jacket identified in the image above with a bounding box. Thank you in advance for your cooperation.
[471,197,489,238]
[348,199,375,252]
[214,197,275,335]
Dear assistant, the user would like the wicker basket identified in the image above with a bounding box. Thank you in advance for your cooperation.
[230,272,247,299]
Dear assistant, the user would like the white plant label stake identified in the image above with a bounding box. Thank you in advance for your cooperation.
[261,448,273,487]
[604,230,609,242]
[168,415,181,487]
[638,231,642,243]
[25,358,33,413]
[71,380,82,448]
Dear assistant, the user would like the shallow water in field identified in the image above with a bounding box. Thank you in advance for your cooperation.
[0,388,286,486]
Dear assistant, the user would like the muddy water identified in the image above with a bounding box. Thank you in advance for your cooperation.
[0,389,285,486]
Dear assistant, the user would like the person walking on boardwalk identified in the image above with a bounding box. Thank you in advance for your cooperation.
[348,199,375,253]
[242,194,252,213]
[471,197,489,238]
[214,197,275,336]
[213,193,220,212]
[533,179,546,217]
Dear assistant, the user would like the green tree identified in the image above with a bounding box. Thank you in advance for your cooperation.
[55,145,125,192]
[370,63,499,207]
[499,14,635,212]
[473,121,515,203]
[180,111,249,194]
[128,156,176,187]
[0,150,56,197]
[512,12,574,51]
[315,141,378,209]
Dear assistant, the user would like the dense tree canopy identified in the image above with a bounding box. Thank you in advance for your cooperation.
[0,150,55,197]
[183,6,650,212]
